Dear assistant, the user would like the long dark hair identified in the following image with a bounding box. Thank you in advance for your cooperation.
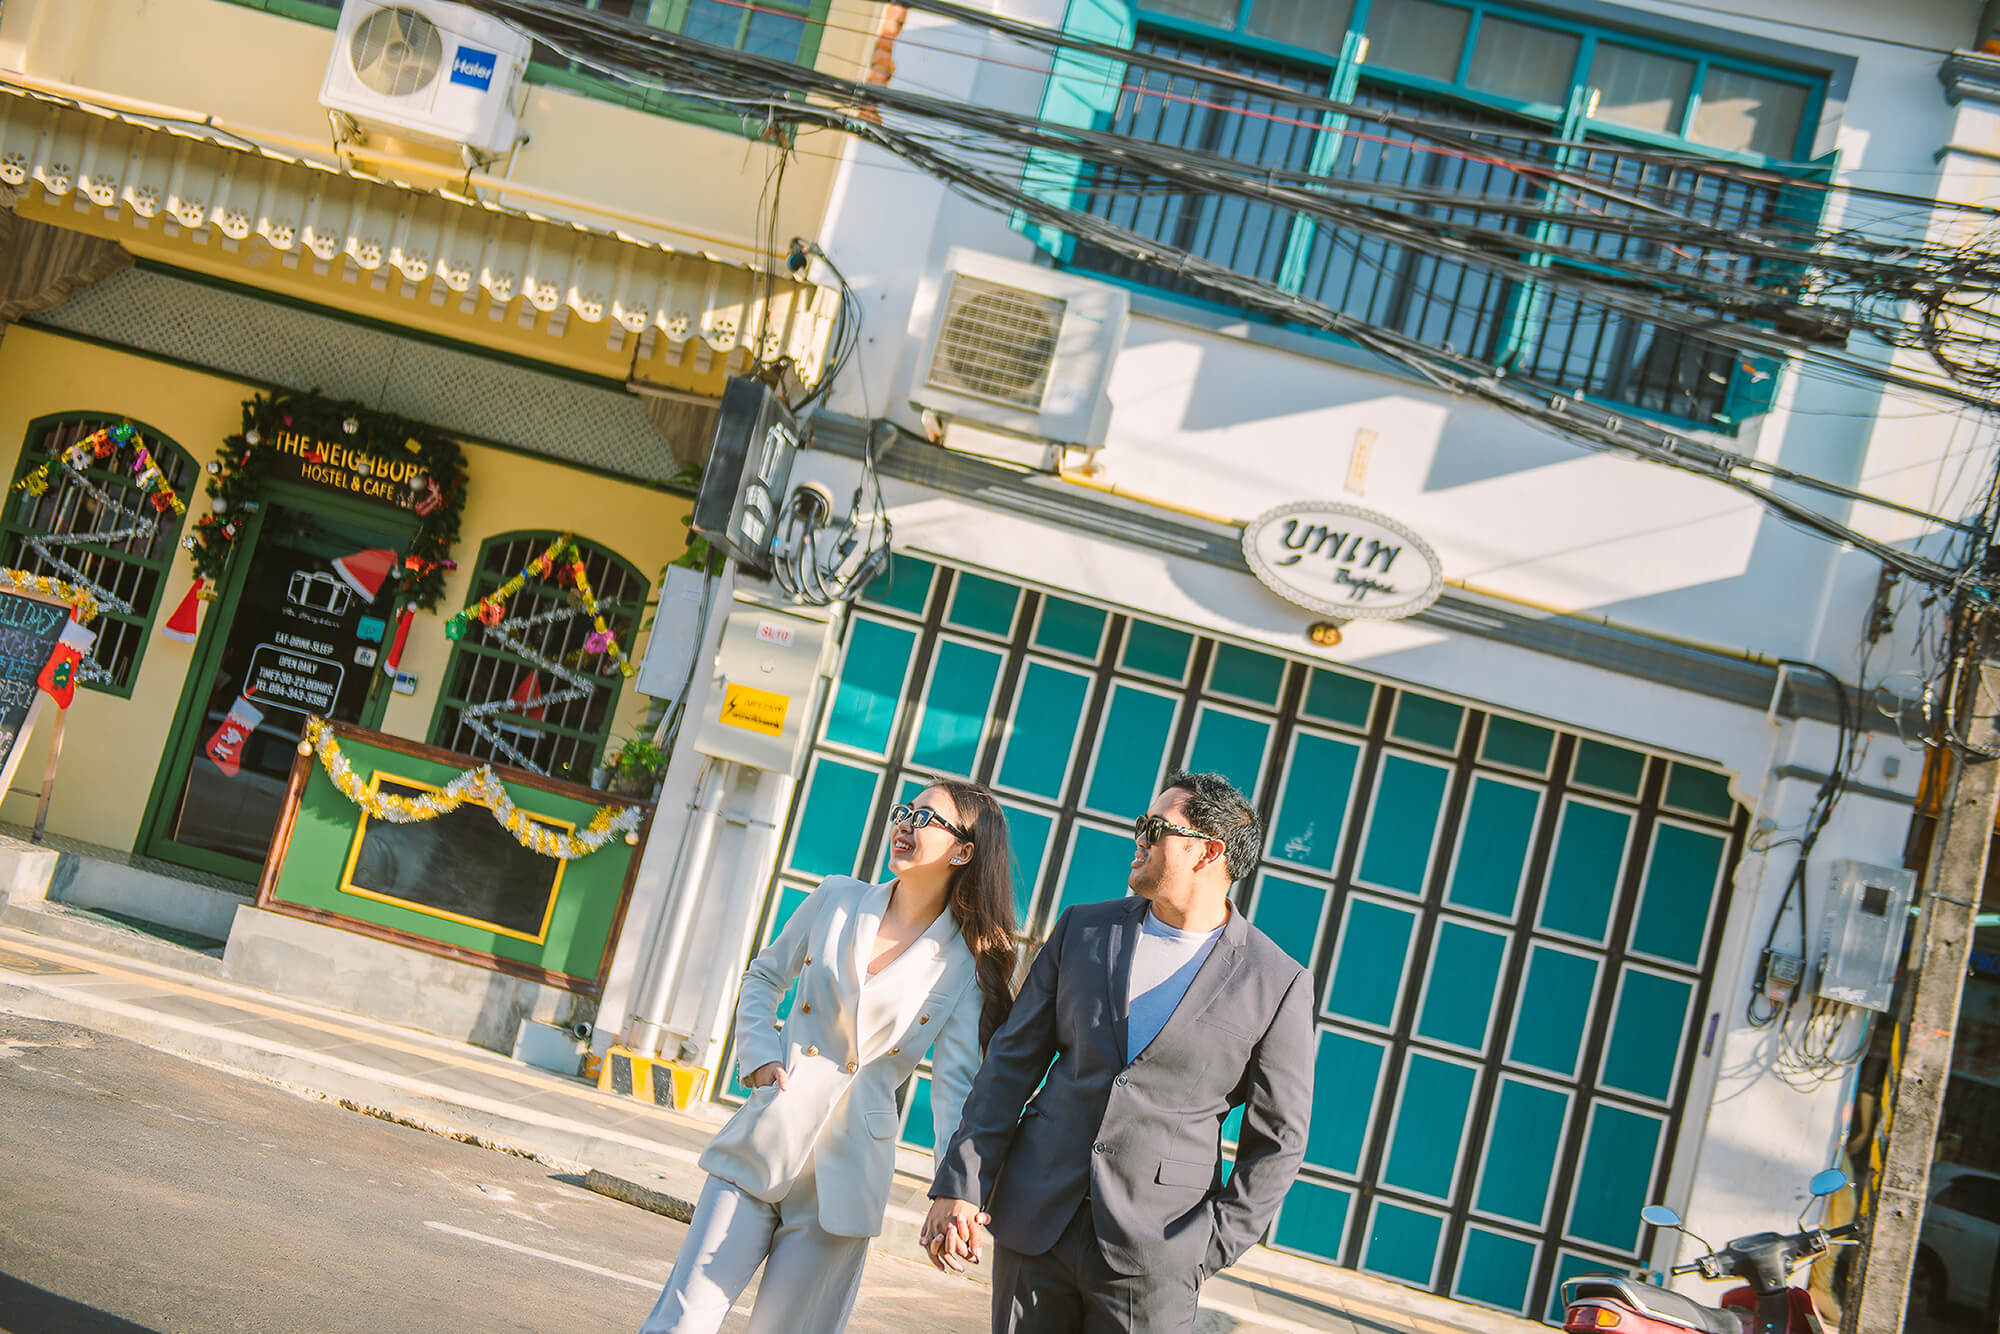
[926,779,1019,1050]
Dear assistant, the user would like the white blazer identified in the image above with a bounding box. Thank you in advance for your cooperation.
[699,875,983,1237]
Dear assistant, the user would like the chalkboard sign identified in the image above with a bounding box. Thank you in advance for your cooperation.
[342,777,568,941]
[0,590,72,784]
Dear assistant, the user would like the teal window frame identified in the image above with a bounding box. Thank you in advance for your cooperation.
[216,0,832,137]
[0,413,196,699]
[1043,0,1831,429]
[425,529,648,783]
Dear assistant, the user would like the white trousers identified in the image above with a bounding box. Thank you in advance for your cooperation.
[638,1157,870,1334]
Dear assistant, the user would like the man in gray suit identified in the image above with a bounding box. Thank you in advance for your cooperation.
[921,770,1315,1332]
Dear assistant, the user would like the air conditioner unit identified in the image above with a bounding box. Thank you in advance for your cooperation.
[319,0,530,156]
[905,249,1129,453]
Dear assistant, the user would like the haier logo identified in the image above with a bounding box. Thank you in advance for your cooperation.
[449,45,497,90]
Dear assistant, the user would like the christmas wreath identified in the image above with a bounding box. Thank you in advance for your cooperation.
[185,391,468,609]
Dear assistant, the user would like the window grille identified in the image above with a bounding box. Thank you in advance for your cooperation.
[0,415,195,695]
[1069,19,1821,425]
[429,532,648,783]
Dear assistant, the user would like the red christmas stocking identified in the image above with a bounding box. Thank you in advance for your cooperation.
[205,696,264,778]
[36,619,95,710]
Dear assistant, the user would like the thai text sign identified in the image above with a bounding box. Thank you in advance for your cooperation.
[266,432,428,511]
[1242,501,1444,620]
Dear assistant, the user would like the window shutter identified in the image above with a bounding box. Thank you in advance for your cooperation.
[1016,0,1136,260]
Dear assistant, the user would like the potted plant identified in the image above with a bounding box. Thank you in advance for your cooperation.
[606,733,667,799]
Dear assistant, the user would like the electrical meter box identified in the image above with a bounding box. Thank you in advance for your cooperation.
[1818,859,1918,1011]
[690,592,835,772]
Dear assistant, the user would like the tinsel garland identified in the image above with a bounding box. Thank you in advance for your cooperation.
[445,533,636,677]
[12,421,185,517]
[187,392,467,609]
[301,718,641,860]
[0,569,101,623]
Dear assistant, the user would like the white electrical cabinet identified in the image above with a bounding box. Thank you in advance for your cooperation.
[635,566,712,710]
[689,593,836,772]
[1818,859,1918,1012]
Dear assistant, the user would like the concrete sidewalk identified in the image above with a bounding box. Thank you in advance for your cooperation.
[0,916,1544,1334]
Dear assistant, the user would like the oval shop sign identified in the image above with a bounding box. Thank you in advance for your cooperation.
[1242,501,1444,621]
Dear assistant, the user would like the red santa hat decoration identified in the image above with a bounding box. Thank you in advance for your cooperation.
[330,548,398,602]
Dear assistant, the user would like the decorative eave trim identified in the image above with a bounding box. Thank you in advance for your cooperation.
[0,84,839,383]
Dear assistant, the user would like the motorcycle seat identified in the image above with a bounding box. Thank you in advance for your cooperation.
[1567,1277,1744,1334]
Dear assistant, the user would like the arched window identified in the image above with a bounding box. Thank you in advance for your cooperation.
[0,413,196,695]
[428,531,649,783]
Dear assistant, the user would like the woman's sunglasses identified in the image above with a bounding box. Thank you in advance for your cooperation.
[889,803,972,842]
[1133,814,1216,846]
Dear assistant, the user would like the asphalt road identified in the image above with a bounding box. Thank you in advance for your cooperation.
[0,1012,989,1334]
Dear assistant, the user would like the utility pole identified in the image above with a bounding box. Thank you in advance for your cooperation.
[1847,615,2000,1333]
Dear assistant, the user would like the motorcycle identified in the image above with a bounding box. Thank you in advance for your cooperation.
[1562,1168,1858,1334]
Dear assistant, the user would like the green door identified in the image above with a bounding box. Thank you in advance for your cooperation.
[141,487,414,881]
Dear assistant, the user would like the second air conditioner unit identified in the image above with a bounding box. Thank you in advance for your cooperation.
[319,0,531,156]
[905,249,1129,453]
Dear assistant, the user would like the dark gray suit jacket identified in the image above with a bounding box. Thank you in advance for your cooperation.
[931,894,1314,1277]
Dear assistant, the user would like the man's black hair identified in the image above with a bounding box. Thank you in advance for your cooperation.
[1163,769,1262,882]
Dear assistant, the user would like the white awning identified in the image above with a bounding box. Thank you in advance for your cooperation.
[0,83,838,388]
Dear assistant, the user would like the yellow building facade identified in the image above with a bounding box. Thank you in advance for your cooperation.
[0,0,852,999]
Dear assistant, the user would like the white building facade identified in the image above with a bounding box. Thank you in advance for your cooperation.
[597,0,1999,1322]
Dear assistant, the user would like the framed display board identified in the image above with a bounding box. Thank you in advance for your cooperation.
[257,722,651,994]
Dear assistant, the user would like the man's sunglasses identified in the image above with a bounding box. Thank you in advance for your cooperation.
[1133,814,1216,846]
[890,803,972,842]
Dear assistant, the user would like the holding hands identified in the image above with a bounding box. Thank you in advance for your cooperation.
[919,1196,990,1273]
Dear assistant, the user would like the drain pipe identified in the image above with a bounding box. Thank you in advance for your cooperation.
[625,759,733,1060]
[689,766,797,1068]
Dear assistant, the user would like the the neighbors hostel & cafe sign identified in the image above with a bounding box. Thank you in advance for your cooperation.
[1242,500,1444,620]
[266,430,431,511]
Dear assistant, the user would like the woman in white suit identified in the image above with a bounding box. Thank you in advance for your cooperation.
[638,779,1019,1334]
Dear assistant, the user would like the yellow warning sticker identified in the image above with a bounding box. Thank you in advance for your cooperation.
[720,683,790,736]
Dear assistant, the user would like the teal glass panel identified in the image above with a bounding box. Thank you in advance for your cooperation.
[900,1072,936,1151]
[1083,684,1177,817]
[1055,823,1137,916]
[1186,706,1273,796]
[1476,1078,1569,1226]
[1446,777,1540,918]
[1481,715,1555,773]
[1629,824,1727,966]
[1034,595,1107,659]
[1382,1054,1477,1199]
[1508,945,1599,1077]
[946,572,1021,638]
[1665,764,1736,820]
[1391,693,1465,751]
[997,661,1093,799]
[1251,874,1329,970]
[824,617,917,754]
[1324,897,1417,1028]
[787,758,881,878]
[1537,801,1631,942]
[1268,730,1362,873]
[1305,1028,1386,1175]
[1363,1200,1444,1287]
[1304,667,1374,728]
[1568,1103,1666,1252]
[1209,643,1285,706]
[1416,920,1509,1051]
[999,801,1055,923]
[1121,619,1193,681]
[1549,1252,1629,1323]
[1273,1179,1353,1263]
[1601,969,1694,1102]
[909,640,1004,777]
[1356,754,1450,896]
[1573,738,1646,795]
[1456,1227,1537,1314]
[864,552,935,616]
